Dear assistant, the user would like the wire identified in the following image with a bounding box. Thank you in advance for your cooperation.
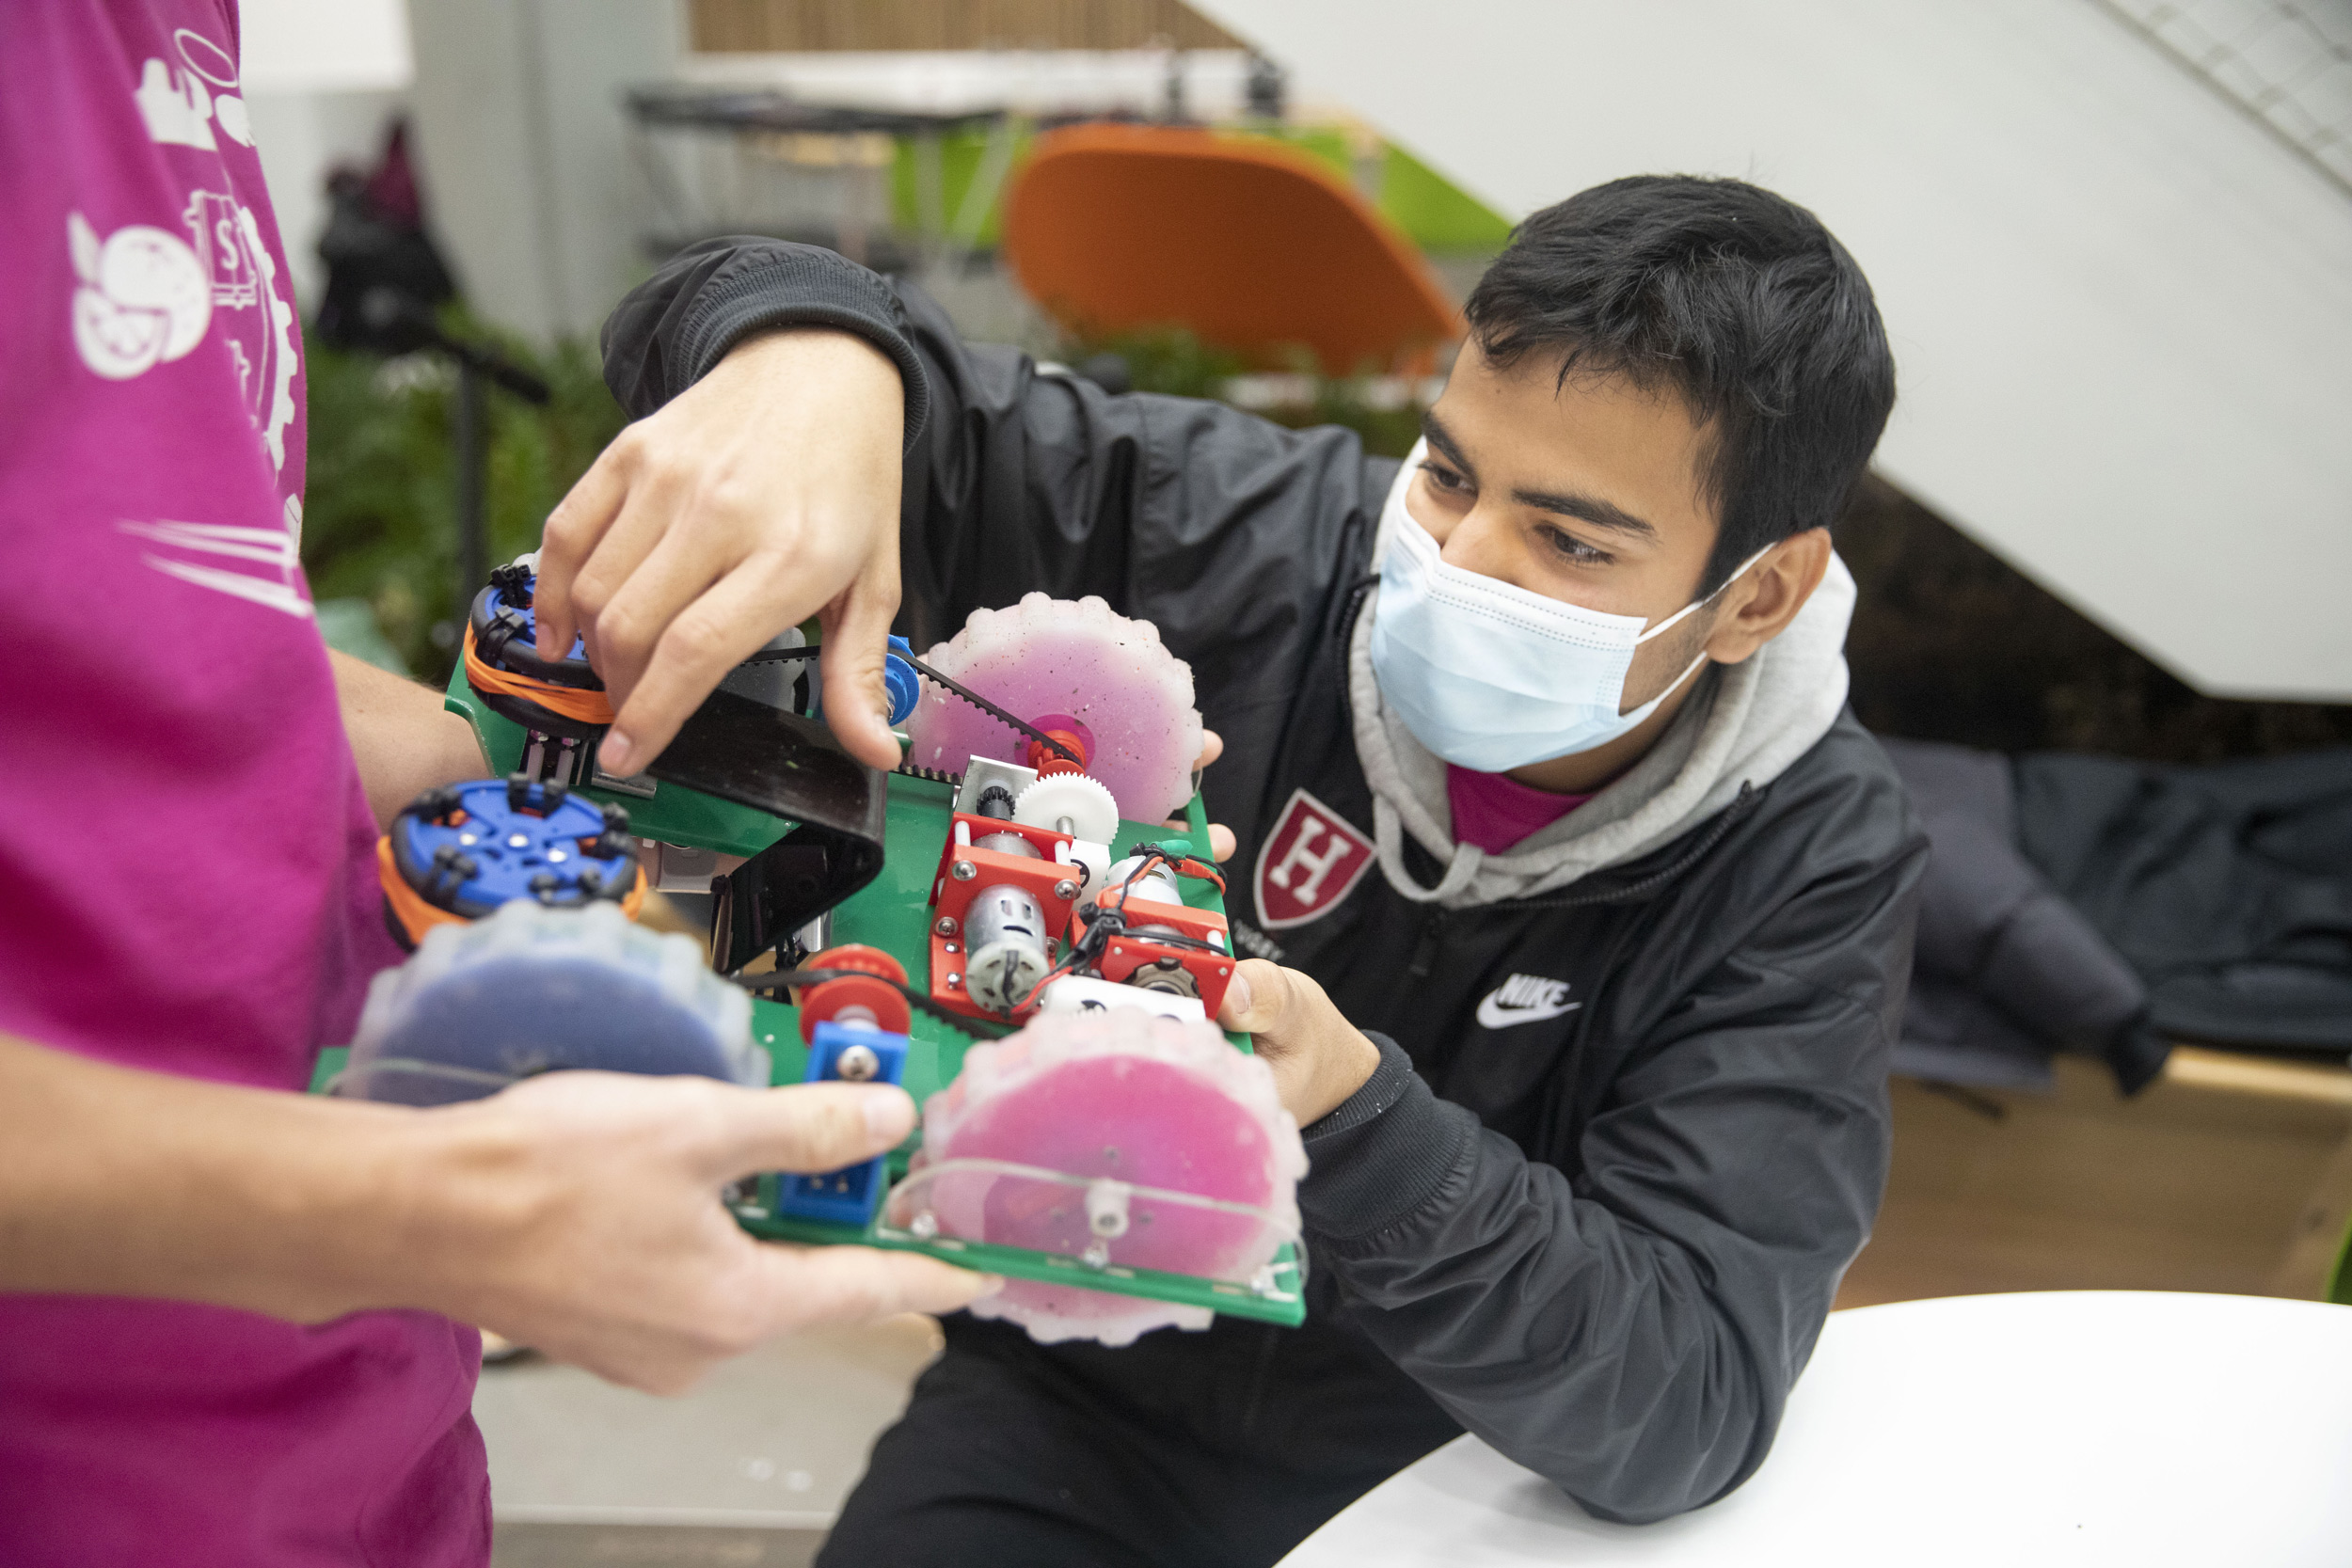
[997,846,1228,1015]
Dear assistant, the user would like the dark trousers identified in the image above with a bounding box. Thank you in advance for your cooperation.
[818,1307,1461,1568]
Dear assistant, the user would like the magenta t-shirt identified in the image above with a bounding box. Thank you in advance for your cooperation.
[1446,766,1594,854]
[0,5,487,1562]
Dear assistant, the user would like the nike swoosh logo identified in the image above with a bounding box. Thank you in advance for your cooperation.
[1475,994,1582,1029]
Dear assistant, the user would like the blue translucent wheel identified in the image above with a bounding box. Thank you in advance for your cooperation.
[342,901,764,1107]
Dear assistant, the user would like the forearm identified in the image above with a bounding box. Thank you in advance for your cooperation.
[600,236,929,441]
[329,649,488,828]
[0,1031,424,1322]
[1299,1043,1782,1522]
[1315,1121,1776,1521]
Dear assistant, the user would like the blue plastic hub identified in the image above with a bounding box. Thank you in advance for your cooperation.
[883,635,921,725]
[778,1020,910,1226]
[476,574,589,666]
[389,775,634,921]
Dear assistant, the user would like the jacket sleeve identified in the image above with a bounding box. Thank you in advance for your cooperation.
[1296,804,1920,1525]
[599,237,1382,707]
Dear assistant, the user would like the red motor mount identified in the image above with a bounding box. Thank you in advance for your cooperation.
[928,813,1084,1021]
[1082,873,1237,1018]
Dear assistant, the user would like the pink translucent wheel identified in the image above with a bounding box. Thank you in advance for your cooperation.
[895,1007,1306,1346]
[904,594,1204,824]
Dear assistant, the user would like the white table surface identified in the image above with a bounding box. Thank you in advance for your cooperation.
[1278,1291,2352,1567]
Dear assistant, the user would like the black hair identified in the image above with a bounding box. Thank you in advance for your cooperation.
[1463,175,1896,593]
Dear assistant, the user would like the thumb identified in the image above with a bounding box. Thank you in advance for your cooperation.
[1218,958,1296,1042]
[817,553,904,773]
[702,1082,917,1182]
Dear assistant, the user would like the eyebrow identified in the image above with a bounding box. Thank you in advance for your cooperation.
[1419,408,1661,543]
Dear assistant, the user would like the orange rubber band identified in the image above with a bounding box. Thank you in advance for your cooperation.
[463,625,617,728]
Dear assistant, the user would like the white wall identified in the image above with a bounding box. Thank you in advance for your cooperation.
[1194,0,2352,702]
[238,0,414,309]
[403,0,685,342]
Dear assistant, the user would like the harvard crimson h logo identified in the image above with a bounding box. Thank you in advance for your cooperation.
[1253,788,1375,930]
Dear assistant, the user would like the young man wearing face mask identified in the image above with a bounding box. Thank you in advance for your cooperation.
[563,174,1924,1563]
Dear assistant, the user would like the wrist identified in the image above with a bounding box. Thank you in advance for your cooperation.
[208,1091,437,1323]
[711,325,902,406]
[1299,1028,1384,1127]
[372,1097,551,1329]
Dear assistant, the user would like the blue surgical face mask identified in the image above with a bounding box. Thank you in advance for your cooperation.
[1368,443,1767,774]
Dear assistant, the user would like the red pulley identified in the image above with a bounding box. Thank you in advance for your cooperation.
[1027,728,1090,778]
[797,944,912,1044]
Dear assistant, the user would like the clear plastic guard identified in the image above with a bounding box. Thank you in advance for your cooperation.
[326,1057,523,1106]
[879,1156,1306,1303]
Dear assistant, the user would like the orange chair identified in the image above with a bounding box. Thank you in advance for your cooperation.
[1001,124,1462,375]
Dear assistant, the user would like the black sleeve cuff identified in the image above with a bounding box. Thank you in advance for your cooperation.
[672,242,932,454]
[1298,1033,1478,1243]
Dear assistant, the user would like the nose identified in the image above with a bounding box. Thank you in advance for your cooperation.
[1434,504,1522,589]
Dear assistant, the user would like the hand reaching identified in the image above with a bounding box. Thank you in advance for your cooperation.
[533,328,908,776]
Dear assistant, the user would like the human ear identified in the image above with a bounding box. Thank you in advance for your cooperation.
[1702,529,1833,666]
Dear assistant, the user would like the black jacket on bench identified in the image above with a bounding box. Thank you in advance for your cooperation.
[601,239,1929,1527]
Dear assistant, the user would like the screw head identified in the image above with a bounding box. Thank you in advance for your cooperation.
[951,860,977,881]
[1054,879,1078,901]
[934,915,959,936]
[833,1043,882,1082]
[946,973,961,988]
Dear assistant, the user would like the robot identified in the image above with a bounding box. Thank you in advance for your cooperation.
[328,565,1305,1346]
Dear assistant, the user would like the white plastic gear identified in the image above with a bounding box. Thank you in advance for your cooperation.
[1013,772,1121,846]
[903,593,1203,824]
[345,901,762,1103]
[899,1007,1305,1347]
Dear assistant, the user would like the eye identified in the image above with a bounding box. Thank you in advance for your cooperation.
[1419,459,1471,497]
[1538,524,1613,567]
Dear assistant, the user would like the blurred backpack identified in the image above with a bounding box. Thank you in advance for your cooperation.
[313,118,457,354]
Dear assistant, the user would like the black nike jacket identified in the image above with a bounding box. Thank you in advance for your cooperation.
[600,239,1928,1526]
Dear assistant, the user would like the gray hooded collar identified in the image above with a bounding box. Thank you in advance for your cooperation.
[1350,444,1856,910]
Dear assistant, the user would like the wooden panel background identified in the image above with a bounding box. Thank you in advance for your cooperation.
[1838,1050,2352,1309]
[688,0,1246,53]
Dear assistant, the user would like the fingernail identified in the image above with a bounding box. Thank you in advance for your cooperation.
[598,731,635,775]
[863,1086,915,1143]
[971,1273,1007,1298]
[1223,972,1251,1020]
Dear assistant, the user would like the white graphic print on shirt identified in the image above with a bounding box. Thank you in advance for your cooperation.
[133,27,252,150]
[118,516,313,619]
[69,197,297,470]
[76,21,308,615]
[76,24,300,461]
[68,211,209,378]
